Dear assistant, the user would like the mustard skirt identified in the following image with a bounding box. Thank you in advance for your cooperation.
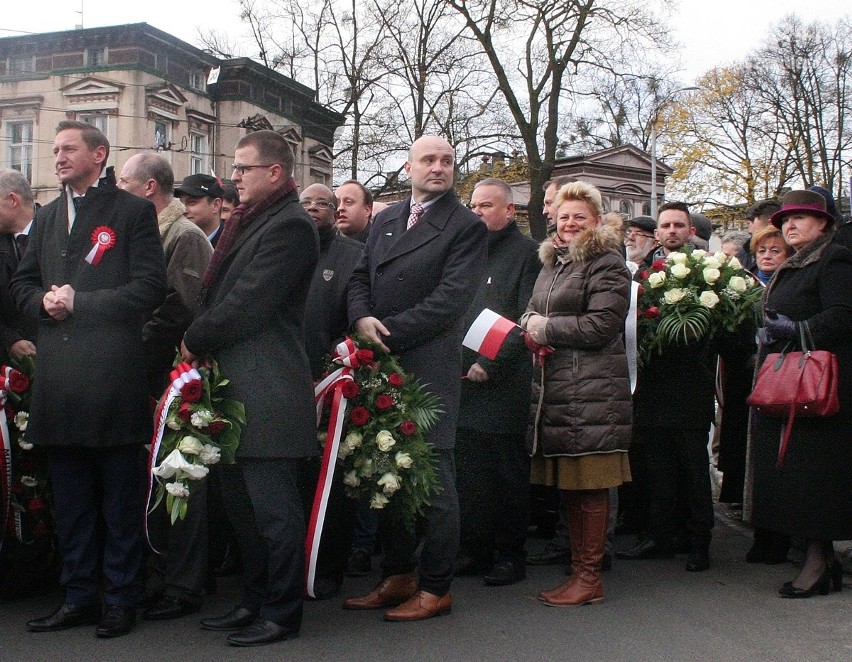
[530,452,631,491]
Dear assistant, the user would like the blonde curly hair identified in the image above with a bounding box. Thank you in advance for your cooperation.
[553,181,604,217]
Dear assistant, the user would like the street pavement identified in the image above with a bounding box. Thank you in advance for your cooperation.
[2,507,850,662]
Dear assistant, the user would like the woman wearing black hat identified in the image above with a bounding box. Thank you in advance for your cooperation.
[750,190,852,598]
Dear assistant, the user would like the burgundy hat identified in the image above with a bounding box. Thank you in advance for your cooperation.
[770,190,835,229]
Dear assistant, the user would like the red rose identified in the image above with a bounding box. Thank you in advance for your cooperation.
[639,271,650,281]
[28,497,46,512]
[8,370,29,393]
[341,381,360,399]
[356,349,374,363]
[388,373,404,388]
[207,420,227,435]
[652,259,667,272]
[637,285,645,297]
[375,394,394,411]
[180,379,203,403]
[645,306,660,319]
[399,420,416,436]
[178,402,193,422]
[350,406,370,426]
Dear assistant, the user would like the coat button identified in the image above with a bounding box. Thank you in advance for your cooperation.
[377,270,384,276]
[391,307,399,314]
[60,250,67,257]
[62,335,69,341]
[397,275,404,281]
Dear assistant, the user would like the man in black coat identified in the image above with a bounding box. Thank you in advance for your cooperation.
[13,121,166,638]
[181,130,319,647]
[345,135,487,621]
[454,178,540,586]
[0,168,38,364]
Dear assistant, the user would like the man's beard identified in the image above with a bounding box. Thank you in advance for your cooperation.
[626,243,654,263]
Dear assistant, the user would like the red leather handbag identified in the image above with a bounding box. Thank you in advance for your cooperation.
[747,322,840,467]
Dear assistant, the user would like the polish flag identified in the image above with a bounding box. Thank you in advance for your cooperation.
[463,308,518,360]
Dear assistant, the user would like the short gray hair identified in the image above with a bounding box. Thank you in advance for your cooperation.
[473,177,513,203]
[0,168,33,206]
[129,153,174,192]
[721,230,751,251]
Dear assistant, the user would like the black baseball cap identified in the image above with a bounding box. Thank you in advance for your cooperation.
[175,174,224,199]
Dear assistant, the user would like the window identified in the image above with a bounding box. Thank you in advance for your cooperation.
[642,201,652,216]
[6,120,34,181]
[619,200,633,216]
[7,56,35,76]
[189,71,206,91]
[154,120,169,150]
[79,112,108,134]
[86,47,107,67]
[189,132,208,174]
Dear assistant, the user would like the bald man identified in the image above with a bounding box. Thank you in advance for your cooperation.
[345,135,487,621]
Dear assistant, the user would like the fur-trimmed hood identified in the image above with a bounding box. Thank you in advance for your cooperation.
[539,217,624,267]
[157,197,186,236]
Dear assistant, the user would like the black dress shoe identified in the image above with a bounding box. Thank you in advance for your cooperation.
[96,606,136,638]
[346,548,372,577]
[143,595,201,621]
[307,577,342,601]
[615,540,674,560]
[685,551,710,572]
[526,543,571,566]
[27,603,101,632]
[200,606,257,631]
[227,619,298,647]
[484,560,526,586]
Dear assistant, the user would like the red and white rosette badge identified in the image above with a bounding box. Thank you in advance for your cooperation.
[85,226,116,266]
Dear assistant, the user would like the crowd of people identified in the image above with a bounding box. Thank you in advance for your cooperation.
[0,120,849,647]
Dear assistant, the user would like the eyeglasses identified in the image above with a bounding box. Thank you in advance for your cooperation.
[626,229,655,239]
[231,163,276,175]
[300,200,336,209]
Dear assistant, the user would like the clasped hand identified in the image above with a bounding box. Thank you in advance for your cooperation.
[43,284,75,321]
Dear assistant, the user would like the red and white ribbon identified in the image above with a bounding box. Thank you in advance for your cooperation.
[463,308,519,360]
[0,367,11,550]
[145,361,201,553]
[306,337,361,597]
[85,226,116,266]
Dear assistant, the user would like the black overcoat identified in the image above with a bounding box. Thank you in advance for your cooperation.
[11,175,166,447]
[348,191,487,449]
[0,232,38,364]
[183,190,319,459]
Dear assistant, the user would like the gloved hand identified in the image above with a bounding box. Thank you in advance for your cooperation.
[758,310,796,344]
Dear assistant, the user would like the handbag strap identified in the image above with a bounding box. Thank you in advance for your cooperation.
[797,320,815,353]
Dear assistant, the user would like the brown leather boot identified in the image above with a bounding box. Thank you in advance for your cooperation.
[538,490,583,602]
[342,573,417,610]
[541,489,609,606]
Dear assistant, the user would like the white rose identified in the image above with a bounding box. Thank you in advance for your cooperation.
[663,288,688,304]
[691,249,707,260]
[377,472,402,496]
[358,458,374,477]
[395,451,413,469]
[714,251,728,262]
[199,444,221,465]
[699,290,720,308]
[703,267,721,284]
[14,411,27,431]
[338,442,353,460]
[370,493,390,509]
[18,439,33,451]
[375,430,396,452]
[728,256,743,270]
[165,481,190,498]
[20,475,38,488]
[345,432,363,449]
[744,275,756,288]
[178,435,204,456]
[703,256,721,269]
[670,263,691,279]
[316,430,328,444]
[728,276,747,293]
[190,410,214,428]
[166,417,182,431]
[668,251,687,264]
[648,272,667,288]
[153,449,209,480]
[343,470,361,487]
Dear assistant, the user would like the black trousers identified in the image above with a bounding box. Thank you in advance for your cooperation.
[455,427,530,565]
[641,426,715,551]
[379,448,459,596]
[219,458,305,629]
[47,444,145,607]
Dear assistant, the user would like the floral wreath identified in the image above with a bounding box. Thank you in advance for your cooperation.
[149,356,245,525]
[636,247,763,365]
[317,336,442,532]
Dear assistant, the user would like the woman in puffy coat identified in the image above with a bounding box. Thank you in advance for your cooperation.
[521,181,632,606]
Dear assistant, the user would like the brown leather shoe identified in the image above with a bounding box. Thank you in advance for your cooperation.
[342,573,417,610]
[383,590,452,621]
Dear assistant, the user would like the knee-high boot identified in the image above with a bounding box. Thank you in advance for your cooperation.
[538,489,608,606]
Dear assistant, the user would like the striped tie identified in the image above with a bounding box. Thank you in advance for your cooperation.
[407,203,424,230]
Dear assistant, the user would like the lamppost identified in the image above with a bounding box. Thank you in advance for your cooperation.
[650,86,699,218]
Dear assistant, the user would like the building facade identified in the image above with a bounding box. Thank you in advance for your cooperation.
[0,23,343,204]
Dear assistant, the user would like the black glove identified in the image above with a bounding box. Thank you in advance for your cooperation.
[758,310,796,344]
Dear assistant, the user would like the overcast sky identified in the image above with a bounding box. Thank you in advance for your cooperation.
[5,0,850,84]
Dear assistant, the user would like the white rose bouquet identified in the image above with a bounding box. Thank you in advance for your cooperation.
[636,247,763,365]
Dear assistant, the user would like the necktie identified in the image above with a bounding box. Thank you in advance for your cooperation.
[73,196,83,212]
[407,203,424,230]
[14,234,27,260]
